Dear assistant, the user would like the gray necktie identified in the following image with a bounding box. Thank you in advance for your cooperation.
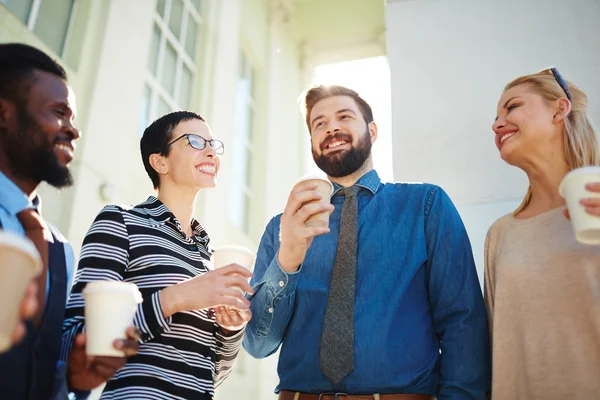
[320,185,359,384]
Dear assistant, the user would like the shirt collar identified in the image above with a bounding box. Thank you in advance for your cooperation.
[0,170,39,215]
[331,170,381,197]
[142,196,210,245]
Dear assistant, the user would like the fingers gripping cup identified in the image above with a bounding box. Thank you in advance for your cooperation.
[559,166,600,244]
[83,281,142,356]
[294,175,334,228]
[211,245,255,271]
[212,246,254,301]
[0,232,42,352]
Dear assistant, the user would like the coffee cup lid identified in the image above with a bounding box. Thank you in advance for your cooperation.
[0,231,42,274]
[559,166,600,196]
[294,174,333,194]
[83,281,143,303]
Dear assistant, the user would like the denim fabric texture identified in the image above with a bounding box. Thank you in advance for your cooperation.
[243,170,491,399]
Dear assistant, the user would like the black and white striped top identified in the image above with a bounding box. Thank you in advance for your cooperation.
[61,196,243,400]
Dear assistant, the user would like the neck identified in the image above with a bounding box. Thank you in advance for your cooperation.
[520,153,569,214]
[156,181,199,236]
[328,156,373,187]
[0,158,39,199]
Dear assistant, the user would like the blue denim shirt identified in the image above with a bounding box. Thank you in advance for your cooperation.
[243,170,490,399]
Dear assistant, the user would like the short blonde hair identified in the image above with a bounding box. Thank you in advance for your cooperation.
[505,69,599,215]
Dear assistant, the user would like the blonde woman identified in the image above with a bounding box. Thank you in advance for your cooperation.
[485,68,600,399]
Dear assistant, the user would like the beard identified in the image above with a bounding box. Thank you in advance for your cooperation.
[1,103,73,188]
[312,130,372,178]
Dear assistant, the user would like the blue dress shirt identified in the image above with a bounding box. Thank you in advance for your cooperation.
[0,171,76,296]
[243,170,490,399]
[0,170,76,400]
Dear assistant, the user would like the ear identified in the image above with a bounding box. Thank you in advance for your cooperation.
[149,153,168,175]
[553,98,572,124]
[0,98,16,130]
[368,121,378,144]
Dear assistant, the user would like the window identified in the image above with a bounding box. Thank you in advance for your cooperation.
[229,51,256,234]
[1,0,76,57]
[140,0,203,132]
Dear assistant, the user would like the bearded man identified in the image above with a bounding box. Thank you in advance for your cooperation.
[243,85,491,400]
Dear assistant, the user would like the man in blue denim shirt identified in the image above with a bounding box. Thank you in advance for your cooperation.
[244,85,490,399]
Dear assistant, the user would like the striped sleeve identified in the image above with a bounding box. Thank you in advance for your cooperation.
[213,327,245,387]
[61,205,172,361]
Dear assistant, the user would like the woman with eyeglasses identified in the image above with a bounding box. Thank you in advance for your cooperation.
[61,111,253,399]
[485,68,600,399]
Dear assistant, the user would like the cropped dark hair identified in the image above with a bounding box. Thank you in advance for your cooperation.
[140,111,206,189]
[0,43,67,102]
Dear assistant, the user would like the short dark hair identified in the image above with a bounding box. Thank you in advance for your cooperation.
[0,43,67,102]
[303,85,374,133]
[140,111,206,189]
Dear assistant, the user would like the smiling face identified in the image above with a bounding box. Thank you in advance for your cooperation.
[492,83,563,167]
[309,95,375,177]
[153,118,220,190]
[0,69,80,189]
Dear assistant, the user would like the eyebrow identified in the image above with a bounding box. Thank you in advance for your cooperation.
[503,96,520,109]
[310,108,357,128]
[495,96,522,121]
[52,101,76,119]
[336,108,357,116]
[310,114,325,128]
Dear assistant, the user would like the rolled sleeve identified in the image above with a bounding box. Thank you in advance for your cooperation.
[262,256,302,298]
[244,216,301,359]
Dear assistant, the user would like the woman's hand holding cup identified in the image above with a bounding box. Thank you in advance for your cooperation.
[214,305,252,333]
[563,182,600,220]
[160,264,253,318]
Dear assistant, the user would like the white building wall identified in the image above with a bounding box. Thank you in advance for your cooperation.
[385,0,600,280]
[199,0,244,245]
[66,0,157,251]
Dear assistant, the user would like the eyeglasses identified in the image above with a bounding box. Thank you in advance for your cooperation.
[541,66,572,102]
[164,134,224,155]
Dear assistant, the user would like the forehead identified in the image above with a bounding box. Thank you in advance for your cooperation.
[172,118,211,138]
[29,70,77,113]
[310,95,361,120]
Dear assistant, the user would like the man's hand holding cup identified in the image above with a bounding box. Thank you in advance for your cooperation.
[278,177,334,273]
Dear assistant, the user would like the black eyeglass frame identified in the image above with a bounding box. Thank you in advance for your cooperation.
[163,133,224,155]
[547,67,572,102]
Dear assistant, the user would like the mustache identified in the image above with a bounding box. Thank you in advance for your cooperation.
[53,135,74,144]
[321,132,352,151]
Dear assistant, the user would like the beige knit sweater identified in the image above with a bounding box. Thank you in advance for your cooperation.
[484,207,600,400]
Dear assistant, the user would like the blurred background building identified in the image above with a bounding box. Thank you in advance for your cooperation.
[1,0,598,398]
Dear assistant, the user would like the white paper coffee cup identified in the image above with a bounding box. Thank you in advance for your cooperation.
[294,174,334,228]
[559,166,600,244]
[83,281,143,356]
[211,245,255,271]
[0,232,42,352]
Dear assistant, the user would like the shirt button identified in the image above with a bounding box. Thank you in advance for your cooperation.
[268,307,274,313]
[188,244,196,251]
[278,281,285,287]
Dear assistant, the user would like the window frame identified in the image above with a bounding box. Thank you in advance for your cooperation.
[229,50,257,234]
[2,0,78,58]
[143,0,204,127]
